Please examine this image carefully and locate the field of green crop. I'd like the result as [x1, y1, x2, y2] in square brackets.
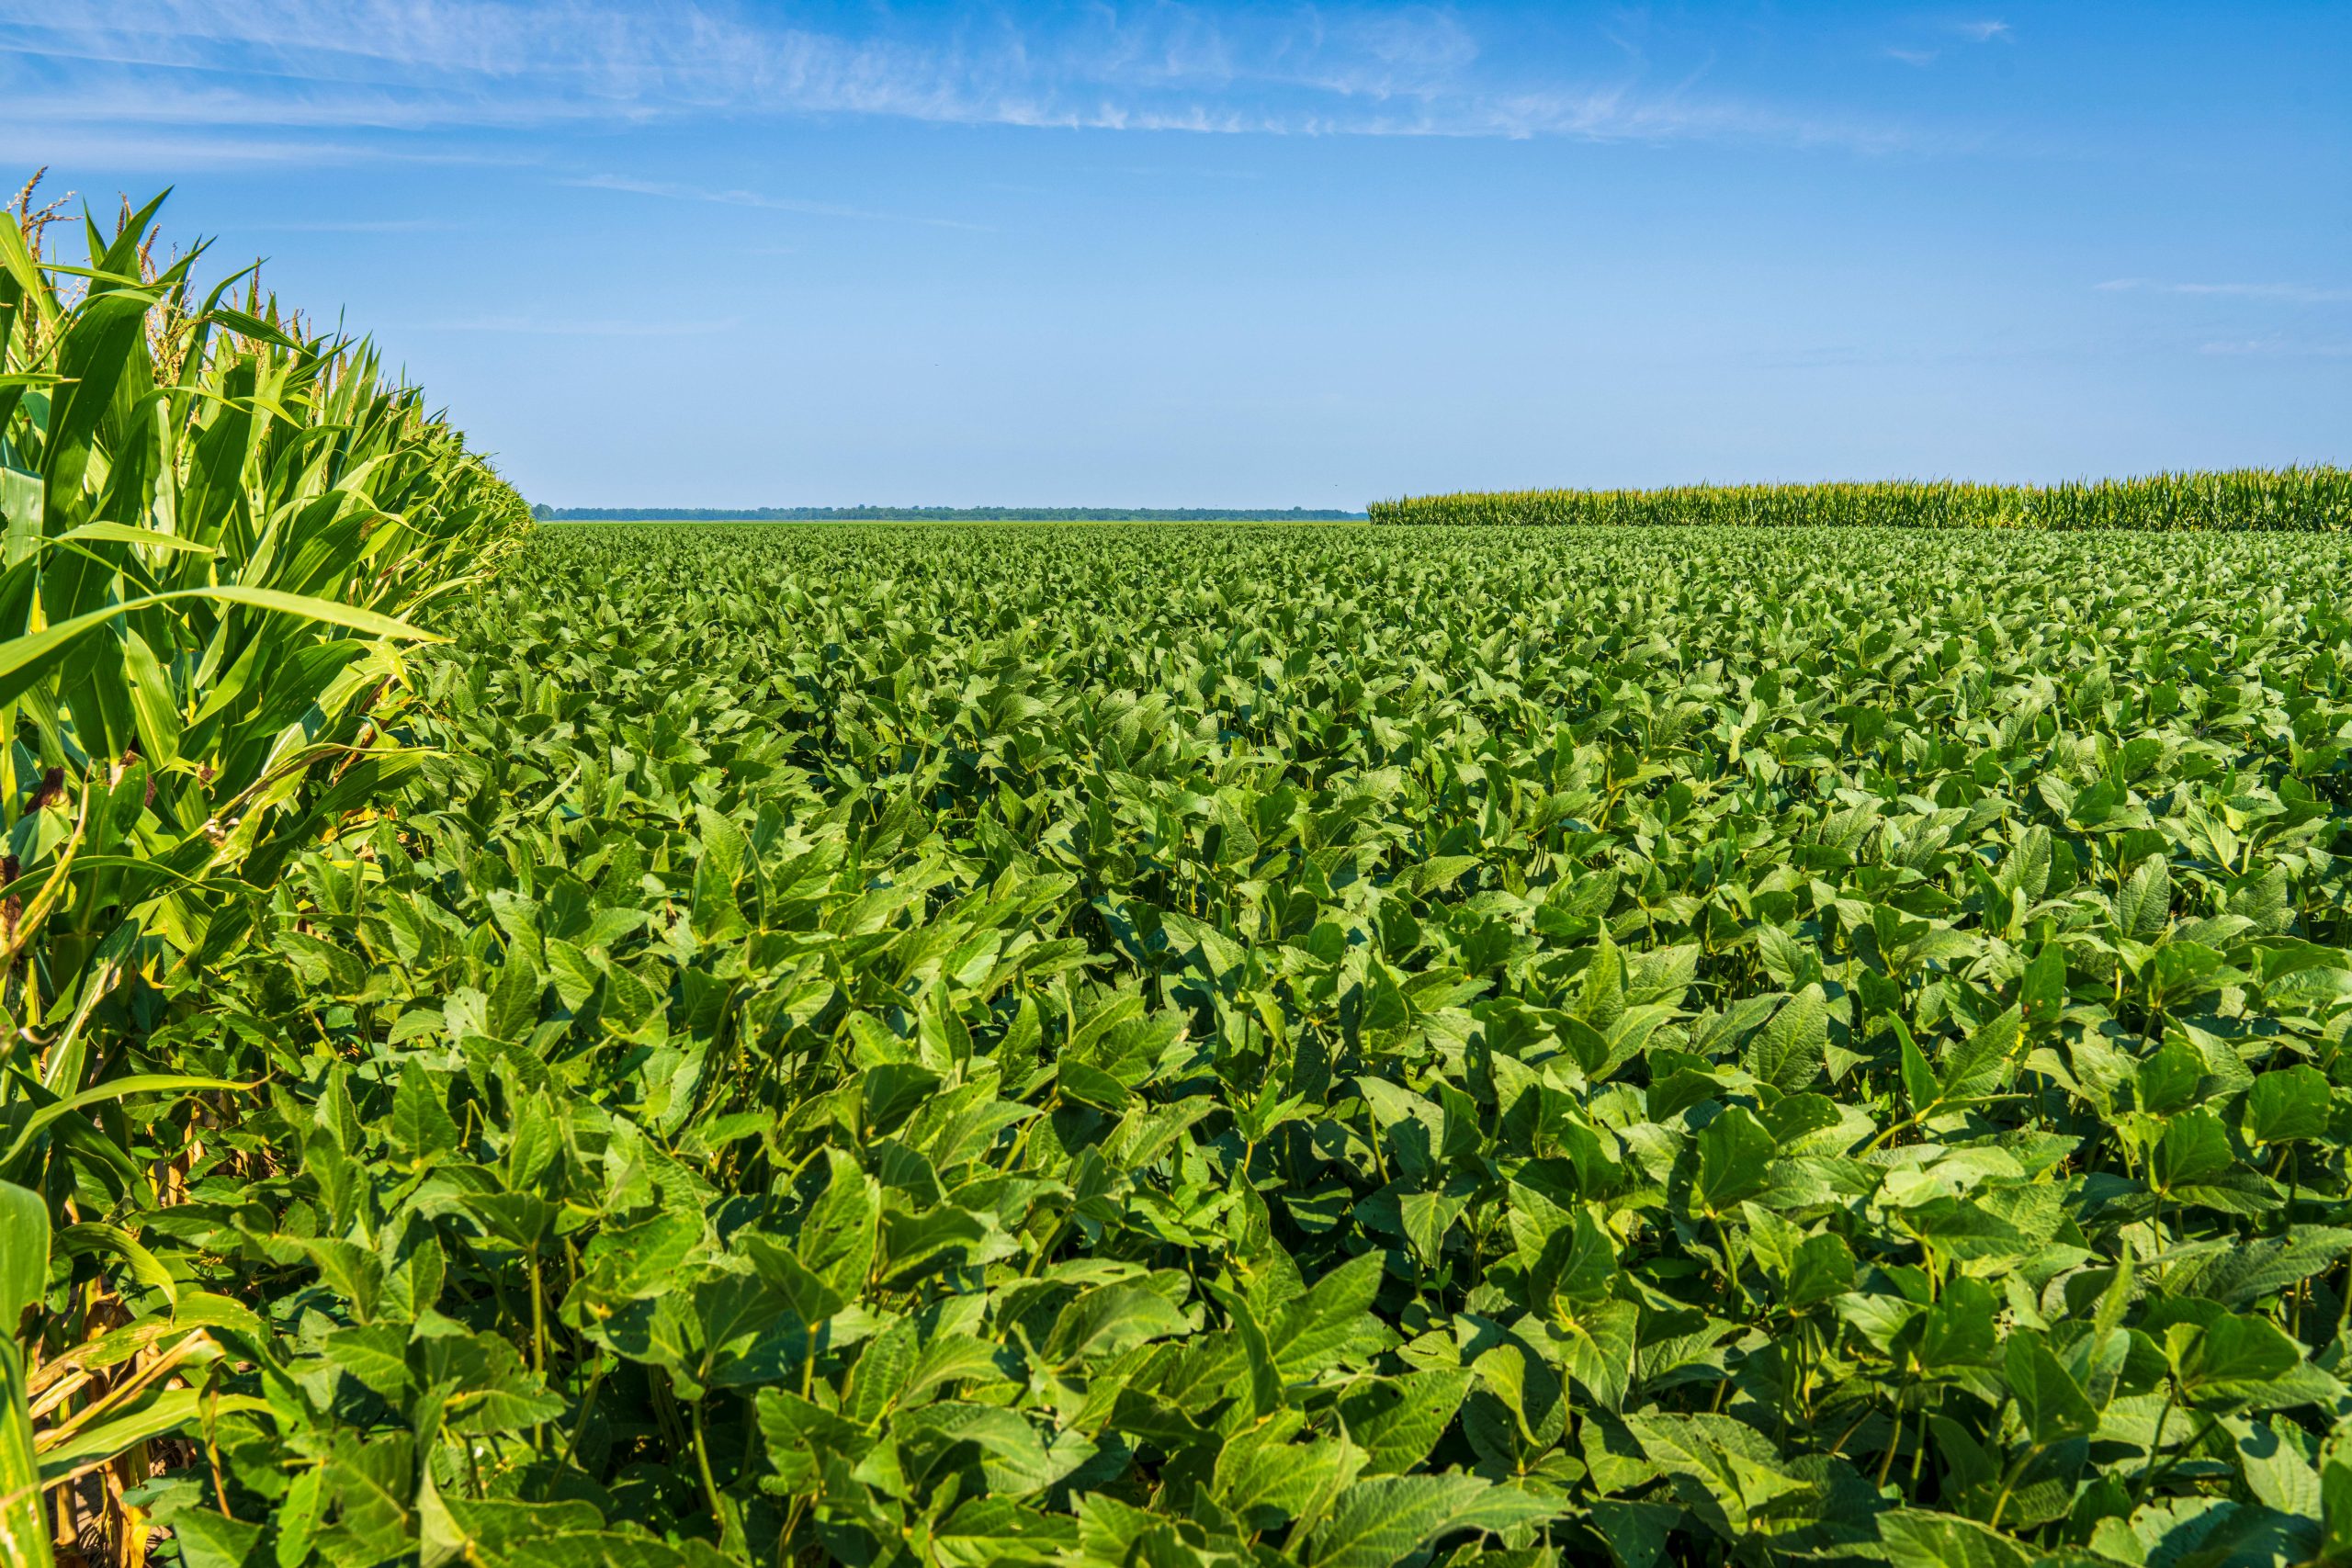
[10, 196, 2352, 1568]
[1369, 473, 2352, 531]
[17, 513, 2352, 1567]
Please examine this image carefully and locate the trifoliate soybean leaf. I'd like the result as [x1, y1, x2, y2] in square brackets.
[2114, 1495, 2315, 1568]
[2151, 941, 2230, 1010]
[497, 1532, 736, 1568]
[161, 1508, 263, 1568]
[1691, 1105, 1776, 1217]
[1758, 1093, 1842, 1148]
[1784, 1233, 1856, 1308]
[1213, 1417, 1356, 1530]
[891, 1402, 1069, 1496]
[466, 1191, 554, 1254]
[2018, 939, 2068, 1021]
[1586, 1499, 1682, 1568]
[1745, 986, 1828, 1093]
[899, 1334, 1020, 1409]
[1306, 1474, 1558, 1568]
[1914, 1276, 1999, 1368]
[797, 1149, 880, 1297]
[1268, 1250, 1385, 1382]
[1576, 932, 1627, 1030]
[322, 1325, 411, 1403]
[2319, 1426, 2352, 1564]
[739, 1231, 844, 1325]
[1869, 1509, 2036, 1568]
[2266, 966, 2352, 1015]
[1069, 1492, 1202, 1568]
[2245, 1066, 2331, 1147]
[276, 1466, 326, 1568]
[861, 1062, 944, 1138]
[1057, 1058, 1134, 1113]
[1894, 1016, 1940, 1112]
[1623, 1413, 1812, 1541]
[1554, 1297, 1640, 1413]
[504, 1091, 561, 1194]
[2173, 1315, 2305, 1411]
[1395, 1188, 1466, 1265]
[581, 1209, 702, 1301]
[1520, 1203, 1617, 1306]
[1753, 925, 1815, 990]
[1464, 1342, 1558, 1464]
[390, 1065, 460, 1166]
[2139, 1037, 2206, 1116]
[930, 1497, 1080, 1568]
[2007, 1336, 2098, 1445]
[436, 1499, 606, 1561]
[1894, 1197, 2011, 1272]
[758, 1387, 871, 1494]
[1939, 1005, 2022, 1102]
[2112, 855, 2173, 942]
[878, 1204, 1016, 1285]
[2231, 1417, 2324, 1520]
[2162, 1229, 2352, 1313]
[1044, 1283, 1191, 1368]
[2154, 1108, 2241, 1193]
[1336, 1371, 1473, 1475]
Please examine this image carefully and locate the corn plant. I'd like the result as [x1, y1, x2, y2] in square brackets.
[0, 187, 527, 1562]
[1366, 470, 2352, 529]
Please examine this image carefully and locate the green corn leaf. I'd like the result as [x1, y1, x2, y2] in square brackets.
[1, 1075, 249, 1178]
[0, 1342, 50, 1568]
[36, 1388, 271, 1485]
[0, 1182, 45, 1332]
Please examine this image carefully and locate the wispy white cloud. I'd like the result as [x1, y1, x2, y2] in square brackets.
[246, 216, 458, 232]
[0, 125, 444, 170]
[2098, 277, 2352, 304]
[1883, 17, 2010, 68]
[1358, 87, 1922, 151]
[412, 313, 745, 337]
[565, 175, 989, 231]
[2199, 335, 2352, 358]
[0, 0, 1937, 157]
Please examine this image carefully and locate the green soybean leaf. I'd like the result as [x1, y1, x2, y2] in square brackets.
[2006, 1336, 2098, 1446]
[1307, 1474, 1559, 1568]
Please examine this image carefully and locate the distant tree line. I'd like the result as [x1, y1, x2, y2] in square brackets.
[530, 504, 1369, 522]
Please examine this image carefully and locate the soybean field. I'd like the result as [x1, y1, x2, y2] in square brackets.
[50, 518, 2352, 1568]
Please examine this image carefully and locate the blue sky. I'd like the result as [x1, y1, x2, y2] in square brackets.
[4, 2, 2346, 509]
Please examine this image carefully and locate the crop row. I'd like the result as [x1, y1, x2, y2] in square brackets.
[1366, 469, 2352, 530]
